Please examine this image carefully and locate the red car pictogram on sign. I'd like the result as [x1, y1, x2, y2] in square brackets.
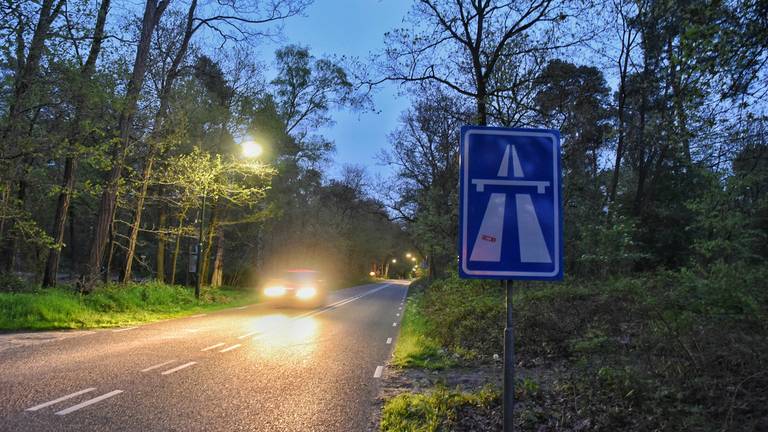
[481, 234, 496, 243]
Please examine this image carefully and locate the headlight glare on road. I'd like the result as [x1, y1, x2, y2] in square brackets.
[296, 286, 317, 300]
[264, 286, 286, 297]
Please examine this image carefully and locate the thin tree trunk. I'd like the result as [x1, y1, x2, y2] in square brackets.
[210, 227, 224, 287]
[122, 154, 156, 282]
[43, 157, 76, 286]
[170, 208, 187, 285]
[156, 200, 167, 282]
[199, 203, 219, 286]
[84, 0, 170, 289]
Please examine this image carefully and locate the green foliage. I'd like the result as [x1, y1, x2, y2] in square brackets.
[0, 281, 252, 330]
[392, 291, 455, 369]
[380, 386, 499, 432]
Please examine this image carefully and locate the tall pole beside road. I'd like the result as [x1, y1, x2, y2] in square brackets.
[503, 280, 515, 431]
[195, 188, 206, 299]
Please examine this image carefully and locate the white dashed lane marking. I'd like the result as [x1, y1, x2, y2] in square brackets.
[112, 327, 137, 333]
[161, 362, 196, 375]
[220, 344, 241, 353]
[25, 388, 96, 412]
[140, 360, 176, 373]
[55, 390, 123, 415]
[386, 337, 392, 344]
[374, 366, 384, 378]
[392, 322, 397, 327]
[201, 343, 225, 351]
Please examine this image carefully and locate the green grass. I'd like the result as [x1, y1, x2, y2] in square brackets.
[392, 292, 455, 369]
[380, 386, 499, 432]
[0, 281, 256, 331]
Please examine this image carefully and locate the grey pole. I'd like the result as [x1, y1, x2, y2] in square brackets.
[195, 190, 206, 299]
[503, 279, 515, 432]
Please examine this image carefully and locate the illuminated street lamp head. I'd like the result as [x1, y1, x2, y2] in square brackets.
[411, 257, 416, 262]
[391, 259, 397, 263]
[241, 140, 263, 158]
[369, 271, 376, 277]
[405, 253, 412, 258]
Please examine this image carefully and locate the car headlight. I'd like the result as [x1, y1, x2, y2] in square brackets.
[296, 286, 317, 300]
[264, 286, 286, 297]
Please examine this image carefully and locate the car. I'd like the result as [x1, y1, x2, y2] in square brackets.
[261, 269, 328, 308]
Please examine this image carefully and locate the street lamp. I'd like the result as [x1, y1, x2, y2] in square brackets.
[405, 253, 412, 258]
[241, 140, 263, 158]
[392, 259, 397, 263]
[195, 140, 263, 299]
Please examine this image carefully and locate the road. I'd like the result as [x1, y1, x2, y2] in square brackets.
[0, 281, 408, 431]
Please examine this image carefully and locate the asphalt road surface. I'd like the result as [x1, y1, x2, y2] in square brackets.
[0, 280, 409, 431]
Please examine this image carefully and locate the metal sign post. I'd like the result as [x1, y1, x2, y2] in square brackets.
[458, 126, 563, 432]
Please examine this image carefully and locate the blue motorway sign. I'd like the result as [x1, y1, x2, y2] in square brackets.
[458, 126, 563, 280]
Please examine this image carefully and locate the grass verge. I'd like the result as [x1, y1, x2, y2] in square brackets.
[0, 281, 256, 331]
[391, 291, 455, 369]
[380, 386, 499, 432]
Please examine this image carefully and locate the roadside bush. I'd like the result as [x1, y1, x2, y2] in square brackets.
[0, 273, 36, 293]
[420, 274, 504, 359]
[400, 263, 768, 430]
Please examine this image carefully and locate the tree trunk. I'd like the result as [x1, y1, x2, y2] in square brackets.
[170, 208, 187, 285]
[43, 157, 76, 286]
[156, 201, 167, 282]
[210, 227, 224, 287]
[199, 203, 219, 286]
[122, 154, 156, 282]
[43, 0, 111, 286]
[84, 0, 170, 289]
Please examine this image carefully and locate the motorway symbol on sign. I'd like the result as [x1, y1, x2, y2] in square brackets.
[458, 126, 563, 280]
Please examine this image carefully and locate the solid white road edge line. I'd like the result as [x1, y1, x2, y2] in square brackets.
[386, 337, 392, 344]
[112, 326, 137, 332]
[54, 390, 123, 416]
[140, 359, 176, 372]
[161, 361, 197, 375]
[26, 388, 97, 411]
[235, 306, 248, 310]
[374, 366, 384, 378]
[190, 314, 207, 318]
[220, 344, 241, 353]
[201, 343, 226, 351]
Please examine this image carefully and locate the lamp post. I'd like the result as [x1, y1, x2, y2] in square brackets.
[195, 188, 207, 299]
[195, 139, 263, 299]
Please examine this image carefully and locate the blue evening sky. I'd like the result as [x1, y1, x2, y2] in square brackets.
[262, 0, 413, 178]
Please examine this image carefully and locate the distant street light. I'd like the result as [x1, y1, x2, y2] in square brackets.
[411, 257, 417, 262]
[369, 271, 376, 277]
[392, 259, 397, 263]
[405, 253, 412, 258]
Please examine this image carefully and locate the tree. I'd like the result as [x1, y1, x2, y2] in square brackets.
[84, 0, 172, 288]
[377, 0, 585, 125]
[42, 0, 111, 287]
